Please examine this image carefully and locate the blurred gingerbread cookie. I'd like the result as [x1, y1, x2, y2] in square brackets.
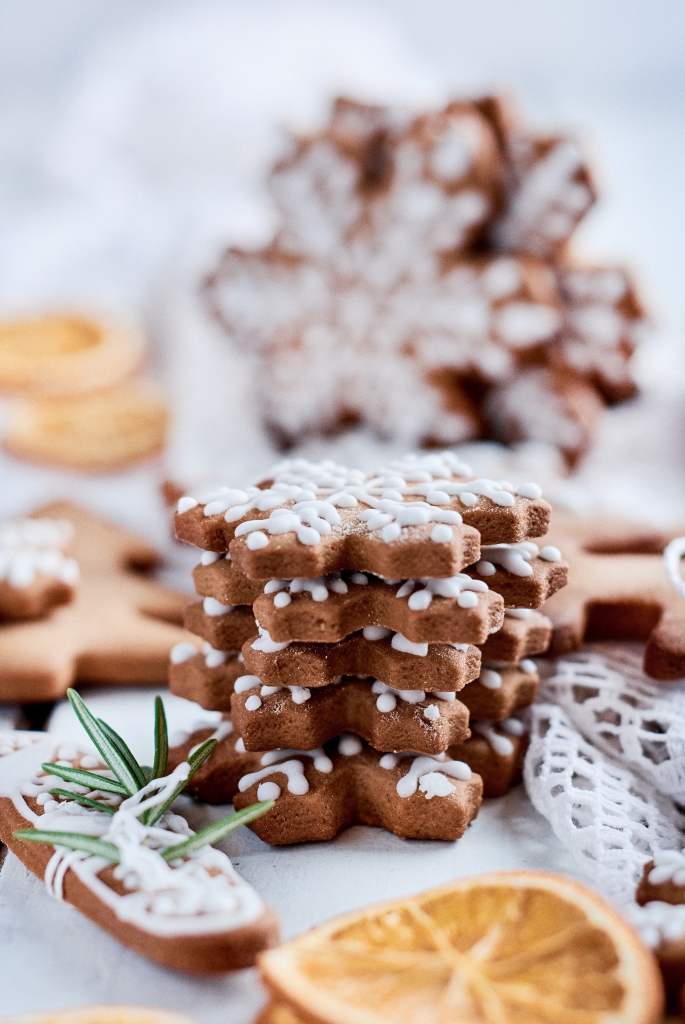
[541, 510, 685, 679]
[0, 502, 191, 702]
[0, 518, 78, 620]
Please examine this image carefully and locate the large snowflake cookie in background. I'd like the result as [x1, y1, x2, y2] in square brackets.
[204, 95, 646, 464]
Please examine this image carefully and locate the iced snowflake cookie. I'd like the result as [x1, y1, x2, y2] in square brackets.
[171, 729, 482, 843]
[230, 674, 471, 756]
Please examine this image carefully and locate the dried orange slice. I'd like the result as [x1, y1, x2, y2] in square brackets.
[1, 1008, 198, 1024]
[259, 871, 664, 1024]
[0, 314, 143, 397]
[3, 380, 169, 472]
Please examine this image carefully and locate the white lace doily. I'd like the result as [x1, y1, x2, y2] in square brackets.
[539, 646, 685, 801]
[525, 644, 685, 950]
[525, 701, 683, 907]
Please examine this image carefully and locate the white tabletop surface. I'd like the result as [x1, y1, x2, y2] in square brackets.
[0, 1, 684, 1019]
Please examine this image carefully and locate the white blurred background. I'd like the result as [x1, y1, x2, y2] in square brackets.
[0, 0, 684, 527]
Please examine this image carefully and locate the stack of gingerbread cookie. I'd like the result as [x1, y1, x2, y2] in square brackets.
[169, 451, 568, 843]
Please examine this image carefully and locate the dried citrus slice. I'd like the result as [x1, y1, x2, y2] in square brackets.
[3, 380, 169, 472]
[0, 314, 143, 396]
[259, 871, 664, 1024]
[1, 1008, 198, 1024]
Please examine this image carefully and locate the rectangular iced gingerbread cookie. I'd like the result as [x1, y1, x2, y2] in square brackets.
[0, 731, 277, 972]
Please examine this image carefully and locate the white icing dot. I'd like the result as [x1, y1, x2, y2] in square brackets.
[479, 668, 503, 690]
[457, 591, 479, 609]
[245, 695, 262, 711]
[520, 659, 537, 675]
[257, 782, 281, 801]
[376, 692, 397, 713]
[517, 483, 542, 499]
[501, 717, 525, 736]
[423, 704, 440, 721]
[205, 648, 228, 669]
[200, 551, 221, 565]
[363, 625, 392, 641]
[339, 734, 363, 756]
[274, 592, 291, 608]
[177, 497, 198, 514]
[476, 561, 496, 576]
[170, 642, 197, 664]
[539, 545, 562, 562]
[391, 633, 428, 657]
[203, 597, 232, 616]
[234, 675, 261, 693]
[351, 572, 368, 585]
[246, 531, 269, 550]
[431, 524, 453, 544]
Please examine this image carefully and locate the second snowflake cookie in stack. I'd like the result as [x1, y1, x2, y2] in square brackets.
[169, 452, 567, 843]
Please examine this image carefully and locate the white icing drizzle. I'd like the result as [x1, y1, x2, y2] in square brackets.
[379, 751, 472, 798]
[476, 542, 562, 577]
[202, 597, 233, 616]
[664, 537, 685, 600]
[264, 573, 349, 604]
[178, 456, 543, 549]
[338, 734, 363, 756]
[238, 746, 333, 796]
[170, 643, 198, 665]
[505, 607, 532, 619]
[234, 674, 311, 707]
[201, 642, 230, 669]
[391, 633, 428, 657]
[371, 680, 456, 713]
[623, 901, 685, 950]
[472, 721, 516, 756]
[647, 849, 685, 888]
[0, 735, 265, 936]
[235, 500, 341, 548]
[200, 551, 221, 565]
[0, 518, 79, 589]
[362, 626, 392, 641]
[170, 641, 231, 670]
[396, 574, 488, 610]
[478, 668, 503, 690]
[0, 731, 42, 758]
[251, 626, 290, 653]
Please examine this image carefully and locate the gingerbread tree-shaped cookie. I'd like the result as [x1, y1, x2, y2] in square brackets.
[0, 501, 193, 701]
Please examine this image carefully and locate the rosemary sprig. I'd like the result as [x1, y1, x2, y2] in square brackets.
[97, 718, 147, 791]
[161, 801, 274, 861]
[151, 696, 168, 780]
[49, 788, 117, 815]
[143, 737, 217, 827]
[66, 689, 141, 796]
[14, 830, 120, 862]
[40, 762, 126, 795]
[14, 689, 272, 866]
